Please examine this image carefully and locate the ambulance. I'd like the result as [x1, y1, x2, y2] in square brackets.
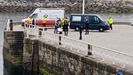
[22, 8, 65, 27]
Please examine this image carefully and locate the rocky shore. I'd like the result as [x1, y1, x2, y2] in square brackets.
[0, 0, 133, 13]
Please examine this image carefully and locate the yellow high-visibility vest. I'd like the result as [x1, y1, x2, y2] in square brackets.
[108, 17, 113, 24]
[41, 17, 47, 23]
[27, 17, 32, 23]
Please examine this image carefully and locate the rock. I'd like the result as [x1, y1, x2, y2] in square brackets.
[0, 0, 133, 13]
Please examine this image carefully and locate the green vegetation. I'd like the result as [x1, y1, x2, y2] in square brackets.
[40, 66, 56, 75]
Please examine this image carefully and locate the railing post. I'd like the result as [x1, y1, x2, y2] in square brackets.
[9, 19, 13, 31]
[87, 44, 92, 55]
[59, 35, 61, 45]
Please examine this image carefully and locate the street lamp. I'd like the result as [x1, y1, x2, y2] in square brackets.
[82, 0, 85, 14]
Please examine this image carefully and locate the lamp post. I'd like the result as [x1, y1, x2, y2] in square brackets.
[82, 0, 85, 14]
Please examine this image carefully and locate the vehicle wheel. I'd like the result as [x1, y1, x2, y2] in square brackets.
[99, 27, 104, 32]
[75, 27, 79, 31]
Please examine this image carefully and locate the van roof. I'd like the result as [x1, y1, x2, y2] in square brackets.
[70, 14, 99, 16]
[70, 14, 103, 20]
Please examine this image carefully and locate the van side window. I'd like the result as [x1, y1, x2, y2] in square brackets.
[72, 16, 81, 22]
[84, 16, 89, 22]
[90, 16, 100, 23]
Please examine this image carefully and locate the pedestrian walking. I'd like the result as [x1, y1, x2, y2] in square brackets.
[108, 17, 113, 30]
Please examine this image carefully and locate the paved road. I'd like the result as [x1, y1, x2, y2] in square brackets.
[44, 25, 133, 71]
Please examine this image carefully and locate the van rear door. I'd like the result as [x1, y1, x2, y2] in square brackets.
[70, 15, 84, 29]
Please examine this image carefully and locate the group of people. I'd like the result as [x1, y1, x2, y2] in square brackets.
[54, 16, 113, 37]
[54, 17, 69, 36]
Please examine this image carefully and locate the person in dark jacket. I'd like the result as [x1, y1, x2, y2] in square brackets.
[54, 18, 61, 34]
[63, 17, 69, 36]
[85, 19, 89, 35]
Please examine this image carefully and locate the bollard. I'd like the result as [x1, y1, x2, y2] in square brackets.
[9, 19, 13, 31]
[6, 19, 10, 30]
[79, 28, 82, 40]
[25, 24, 27, 28]
[33, 25, 35, 28]
[59, 36, 61, 45]
[87, 44, 92, 55]
[22, 22, 24, 27]
[39, 30, 42, 37]
[30, 25, 32, 28]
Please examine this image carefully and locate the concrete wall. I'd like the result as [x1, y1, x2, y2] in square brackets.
[3, 31, 133, 75]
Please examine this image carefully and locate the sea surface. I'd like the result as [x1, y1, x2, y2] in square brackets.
[0, 12, 133, 75]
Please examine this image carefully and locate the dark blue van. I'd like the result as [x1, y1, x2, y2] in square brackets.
[69, 14, 109, 32]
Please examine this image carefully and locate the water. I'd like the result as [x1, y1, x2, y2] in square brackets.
[0, 12, 133, 75]
[0, 12, 30, 75]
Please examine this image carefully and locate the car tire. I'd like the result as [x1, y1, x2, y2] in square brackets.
[99, 27, 104, 32]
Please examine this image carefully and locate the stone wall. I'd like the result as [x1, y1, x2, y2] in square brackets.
[0, 0, 133, 13]
[36, 38, 133, 75]
[3, 31, 133, 75]
[3, 31, 24, 75]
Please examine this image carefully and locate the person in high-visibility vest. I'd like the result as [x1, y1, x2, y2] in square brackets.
[41, 16, 47, 26]
[60, 18, 65, 28]
[27, 16, 32, 24]
[108, 17, 113, 30]
[63, 17, 69, 36]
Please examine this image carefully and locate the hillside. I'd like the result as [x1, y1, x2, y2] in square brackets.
[0, 0, 133, 13]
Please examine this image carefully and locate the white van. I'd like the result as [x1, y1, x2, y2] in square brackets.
[22, 8, 65, 27]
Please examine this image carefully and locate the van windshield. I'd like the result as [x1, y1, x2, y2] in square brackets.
[89, 16, 100, 23]
[30, 13, 38, 18]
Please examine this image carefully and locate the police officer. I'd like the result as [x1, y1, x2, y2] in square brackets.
[63, 17, 69, 36]
[108, 17, 113, 30]
[41, 16, 47, 26]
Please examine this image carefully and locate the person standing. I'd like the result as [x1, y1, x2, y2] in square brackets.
[54, 18, 61, 34]
[63, 17, 69, 36]
[85, 19, 89, 35]
[41, 16, 47, 26]
[108, 17, 113, 30]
